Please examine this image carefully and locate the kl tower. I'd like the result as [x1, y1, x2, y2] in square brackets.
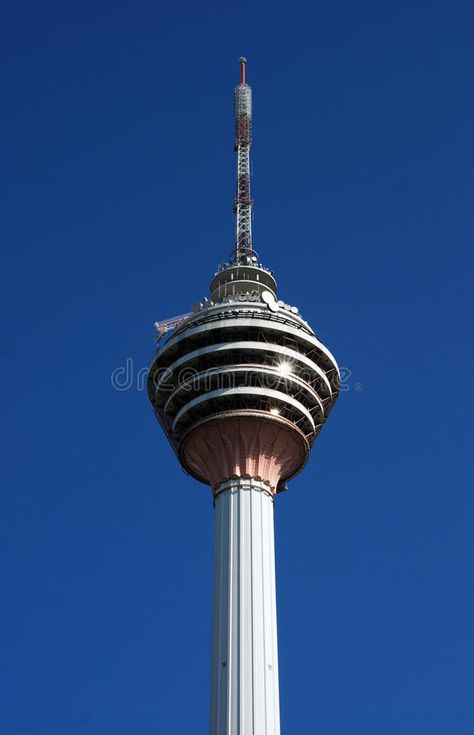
[148, 58, 339, 735]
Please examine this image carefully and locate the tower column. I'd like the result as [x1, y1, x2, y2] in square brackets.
[210, 478, 280, 735]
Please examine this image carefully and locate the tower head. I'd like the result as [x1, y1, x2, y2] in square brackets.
[147, 60, 339, 495]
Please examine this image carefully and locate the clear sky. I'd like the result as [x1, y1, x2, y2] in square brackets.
[1, 1, 473, 733]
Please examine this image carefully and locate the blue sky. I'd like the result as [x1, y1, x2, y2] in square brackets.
[1, 1, 473, 733]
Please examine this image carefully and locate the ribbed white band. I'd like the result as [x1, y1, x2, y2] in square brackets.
[210, 478, 280, 735]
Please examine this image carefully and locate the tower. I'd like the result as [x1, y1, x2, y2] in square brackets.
[148, 58, 339, 735]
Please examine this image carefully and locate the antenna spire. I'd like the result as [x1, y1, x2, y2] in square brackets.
[233, 57, 253, 263]
[240, 56, 246, 84]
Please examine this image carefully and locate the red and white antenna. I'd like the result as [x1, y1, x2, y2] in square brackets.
[233, 57, 253, 263]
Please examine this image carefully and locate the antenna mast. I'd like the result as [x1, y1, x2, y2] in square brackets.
[233, 57, 253, 263]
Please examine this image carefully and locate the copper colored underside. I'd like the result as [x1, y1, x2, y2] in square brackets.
[180, 414, 309, 495]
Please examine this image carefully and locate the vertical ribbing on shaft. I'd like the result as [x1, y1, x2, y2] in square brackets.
[210, 479, 280, 735]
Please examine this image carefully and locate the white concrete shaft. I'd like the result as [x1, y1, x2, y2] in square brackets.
[210, 479, 280, 735]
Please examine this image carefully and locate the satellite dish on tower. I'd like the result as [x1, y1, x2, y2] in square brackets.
[261, 290, 279, 312]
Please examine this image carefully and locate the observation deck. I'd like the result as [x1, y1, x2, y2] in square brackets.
[147, 262, 339, 493]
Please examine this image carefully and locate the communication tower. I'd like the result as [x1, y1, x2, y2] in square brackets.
[148, 58, 339, 735]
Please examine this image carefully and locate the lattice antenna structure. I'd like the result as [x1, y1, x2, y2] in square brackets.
[233, 57, 253, 263]
[154, 312, 192, 341]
